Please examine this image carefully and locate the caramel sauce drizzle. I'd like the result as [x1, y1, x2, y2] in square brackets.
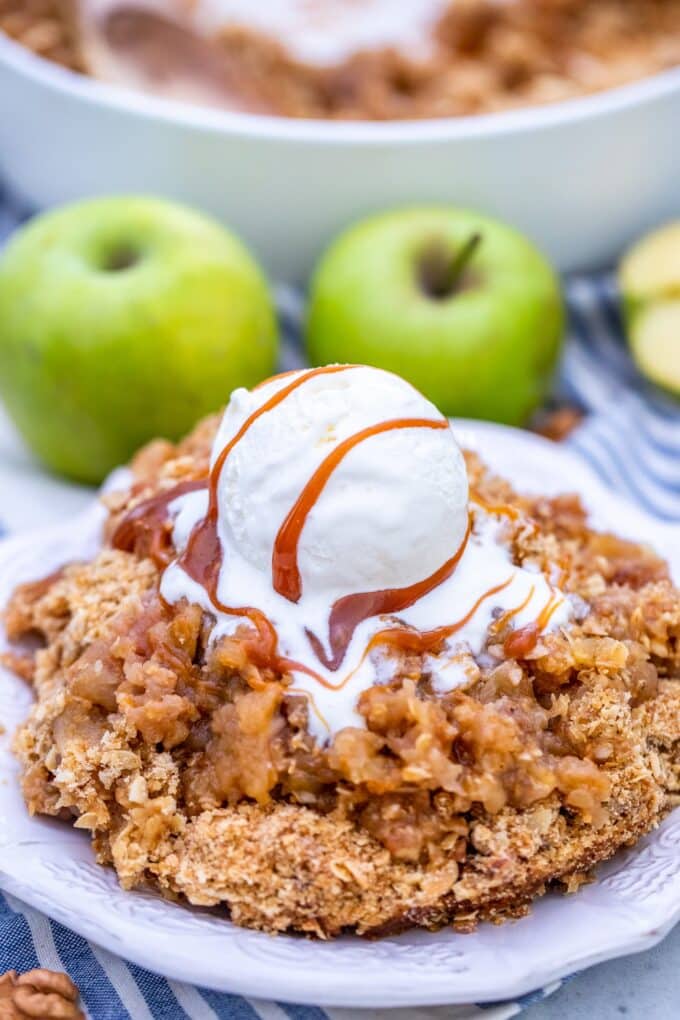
[307, 574, 516, 703]
[252, 368, 303, 390]
[469, 492, 520, 521]
[306, 515, 472, 673]
[112, 483, 294, 673]
[178, 364, 359, 600]
[177, 364, 360, 678]
[288, 686, 331, 732]
[178, 364, 470, 677]
[273, 417, 449, 603]
[114, 364, 513, 689]
[503, 589, 563, 659]
[112, 478, 207, 567]
[490, 583, 535, 636]
[287, 568, 510, 695]
[361, 575, 514, 661]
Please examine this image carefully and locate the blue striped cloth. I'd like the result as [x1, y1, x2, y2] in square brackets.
[0, 184, 678, 1019]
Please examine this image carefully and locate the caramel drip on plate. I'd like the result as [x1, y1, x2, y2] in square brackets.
[273, 417, 449, 603]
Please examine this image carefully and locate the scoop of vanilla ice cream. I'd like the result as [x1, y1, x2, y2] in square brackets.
[161, 364, 573, 739]
[213, 366, 469, 600]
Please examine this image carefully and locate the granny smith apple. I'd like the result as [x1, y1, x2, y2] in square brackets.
[305, 207, 564, 424]
[0, 196, 278, 483]
[619, 222, 680, 397]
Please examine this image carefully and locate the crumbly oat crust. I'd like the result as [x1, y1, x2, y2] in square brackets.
[1, 1, 679, 120]
[4, 417, 679, 937]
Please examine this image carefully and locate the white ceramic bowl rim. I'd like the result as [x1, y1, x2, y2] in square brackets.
[2, 30, 680, 145]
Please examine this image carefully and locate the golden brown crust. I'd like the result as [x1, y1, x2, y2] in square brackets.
[4, 415, 680, 936]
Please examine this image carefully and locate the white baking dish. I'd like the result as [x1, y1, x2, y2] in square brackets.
[0, 32, 679, 283]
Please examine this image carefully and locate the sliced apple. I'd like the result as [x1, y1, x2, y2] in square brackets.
[619, 222, 680, 396]
[619, 222, 680, 302]
[629, 301, 680, 396]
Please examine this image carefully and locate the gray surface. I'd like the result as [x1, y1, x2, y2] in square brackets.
[524, 923, 679, 1019]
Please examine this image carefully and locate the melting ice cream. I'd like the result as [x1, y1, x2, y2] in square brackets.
[161, 365, 572, 737]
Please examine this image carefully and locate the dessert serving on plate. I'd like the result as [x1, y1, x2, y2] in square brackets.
[1, 0, 679, 120]
[3, 365, 679, 938]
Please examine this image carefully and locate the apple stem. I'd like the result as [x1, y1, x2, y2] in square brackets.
[446, 232, 482, 292]
[419, 232, 482, 299]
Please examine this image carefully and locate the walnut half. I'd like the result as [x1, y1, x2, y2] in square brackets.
[0, 969, 84, 1019]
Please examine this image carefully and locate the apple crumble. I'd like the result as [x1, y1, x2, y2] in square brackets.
[3, 366, 679, 937]
[1, 0, 679, 120]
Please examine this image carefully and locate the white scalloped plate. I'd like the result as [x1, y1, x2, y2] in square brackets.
[1, 422, 678, 1007]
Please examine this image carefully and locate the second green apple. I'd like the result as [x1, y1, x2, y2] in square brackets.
[305, 207, 564, 425]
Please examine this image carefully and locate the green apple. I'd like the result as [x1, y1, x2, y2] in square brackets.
[0, 196, 278, 483]
[619, 222, 680, 396]
[305, 207, 564, 424]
